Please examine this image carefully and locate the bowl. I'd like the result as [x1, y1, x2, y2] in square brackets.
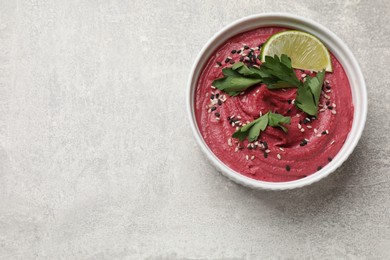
[186, 13, 367, 190]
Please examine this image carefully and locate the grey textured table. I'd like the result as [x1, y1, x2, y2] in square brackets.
[1, 0, 389, 259]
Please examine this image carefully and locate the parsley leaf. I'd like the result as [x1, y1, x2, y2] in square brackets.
[260, 55, 301, 89]
[212, 62, 262, 96]
[232, 112, 291, 142]
[295, 70, 325, 116]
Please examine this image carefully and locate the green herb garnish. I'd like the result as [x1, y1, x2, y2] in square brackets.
[211, 55, 326, 116]
[232, 112, 291, 142]
[212, 62, 262, 96]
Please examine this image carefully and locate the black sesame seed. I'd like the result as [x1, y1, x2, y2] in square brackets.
[300, 140, 308, 146]
[328, 157, 333, 162]
[218, 99, 222, 106]
[287, 99, 292, 104]
[210, 94, 215, 100]
[216, 61, 222, 66]
[239, 57, 244, 62]
[300, 69, 305, 73]
[327, 106, 333, 110]
[215, 93, 219, 98]
[303, 118, 309, 124]
[237, 49, 242, 54]
[227, 116, 231, 120]
[321, 131, 327, 135]
[263, 141, 268, 149]
[215, 112, 220, 117]
[229, 60, 235, 64]
[299, 119, 302, 124]
[231, 50, 236, 54]
[317, 166, 323, 171]
[258, 43, 264, 49]
[326, 101, 330, 105]
[285, 165, 291, 171]
[263, 152, 268, 158]
[287, 109, 291, 113]
[244, 45, 249, 49]
[248, 146, 253, 150]
[211, 106, 216, 111]
[225, 58, 231, 63]
[326, 85, 331, 90]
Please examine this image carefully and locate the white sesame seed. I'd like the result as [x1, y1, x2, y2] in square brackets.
[211, 85, 216, 89]
[206, 93, 209, 97]
[324, 94, 330, 99]
[228, 138, 232, 147]
[325, 80, 330, 84]
[215, 117, 220, 121]
[305, 117, 310, 122]
[277, 154, 281, 160]
[259, 111, 262, 117]
[317, 134, 322, 137]
[282, 89, 286, 92]
[247, 143, 251, 148]
[251, 155, 255, 160]
[300, 128, 305, 132]
[330, 140, 335, 145]
[237, 115, 242, 119]
[236, 127, 239, 130]
[332, 103, 336, 107]
[246, 155, 249, 161]
[310, 70, 313, 74]
[245, 57, 250, 61]
[304, 138, 309, 142]
[298, 123, 302, 129]
[256, 89, 260, 93]
[254, 141, 259, 145]
[279, 147, 285, 151]
[331, 110, 337, 115]
[296, 113, 300, 117]
[325, 130, 329, 134]
[325, 89, 332, 93]
[227, 56, 232, 60]
[307, 125, 312, 129]
[240, 92, 245, 95]
[314, 128, 318, 133]
[319, 108, 326, 112]
[214, 65, 219, 68]
[319, 104, 323, 107]
[292, 99, 295, 104]
[265, 149, 271, 153]
[208, 109, 211, 113]
[246, 121, 250, 124]
[235, 147, 239, 152]
[301, 73, 307, 78]
[231, 122, 235, 127]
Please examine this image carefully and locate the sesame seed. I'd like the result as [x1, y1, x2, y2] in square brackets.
[332, 110, 337, 115]
[265, 149, 271, 153]
[218, 99, 222, 106]
[296, 113, 300, 117]
[225, 58, 231, 63]
[328, 157, 333, 161]
[325, 80, 330, 84]
[291, 99, 295, 104]
[330, 140, 335, 145]
[322, 131, 327, 135]
[231, 50, 236, 54]
[314, 128, 318, 133]
[287, 99, 292, 104]
[325, 89, 332, 93]
[211, 106, 216, 111]
[324, 94, 330, 99]
[217, 61, 222, 66]
[245, 155, 249, 160]
[237, 50, 242, 54]
[307, 125, 312, 129]
[304, 138, 309, 142]
[206, 93, 209, 97]
[326, 130, 329, 134]
[228, 138, 232, 146]
[332, 103, 336, 107]
[237, 115, 242, 119]
[327, 106, 333, 110]
[300, 140, 308, 146]
[211, 85, 216, 89]
[251, 155, 255, 160]
[229, 60, 235, 64]
[239, 57, 244, 62]
[277, 154, 281, 160]
[215, 117, 220, 121]
[244, 45, 249, 49]
[215, 112, 220, 117]
[263, 152, 268, 158]
[259, 111, 262, 117]
[285, 165, 291, 171]
[240, 92, 245, 95]
[236, 127, 239, 130]
[235, 147, 239, 152]
[319, 108, 326, 112]
[279, 147, 285, 151]
[298, 124, 302, 129]
[300, 128, 305, 132]
[301, 73, 307, 78]
[317, 134, 322, 137]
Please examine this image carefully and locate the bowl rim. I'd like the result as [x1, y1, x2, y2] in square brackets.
[186, 13, 367, 190]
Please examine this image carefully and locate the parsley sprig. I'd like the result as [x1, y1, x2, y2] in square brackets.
[232, 111, 291, 142]
[212, 54, 326, 116]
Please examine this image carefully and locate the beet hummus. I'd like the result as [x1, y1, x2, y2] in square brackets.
[195, 27, 354, 182]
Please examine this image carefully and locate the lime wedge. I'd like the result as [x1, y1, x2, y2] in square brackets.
[260, 30, 332, 72]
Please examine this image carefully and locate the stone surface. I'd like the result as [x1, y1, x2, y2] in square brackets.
[0, 0, 389, 259]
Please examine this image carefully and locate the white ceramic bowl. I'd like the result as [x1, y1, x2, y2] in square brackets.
[186, 13, 367, 190]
